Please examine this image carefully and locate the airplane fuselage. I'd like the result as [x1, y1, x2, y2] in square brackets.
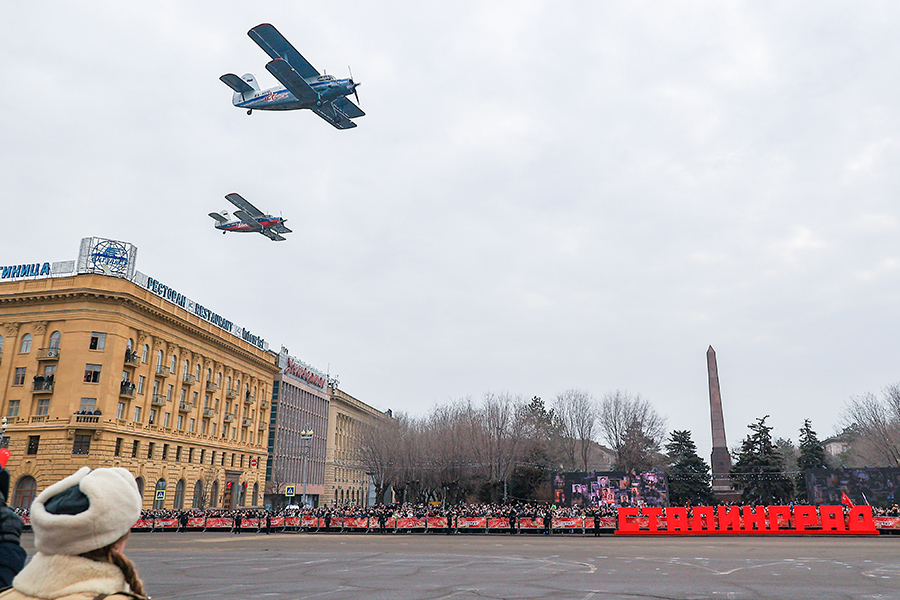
[234, 75, 356, 111]
[216, 216, 284, 233]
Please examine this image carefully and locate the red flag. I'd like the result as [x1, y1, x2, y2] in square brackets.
[841, 491, 854, 508]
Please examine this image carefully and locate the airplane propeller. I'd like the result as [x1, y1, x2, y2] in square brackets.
[348, 66, 361, 105]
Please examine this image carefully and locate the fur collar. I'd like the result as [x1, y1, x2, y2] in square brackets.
[13, 552, 130, 597]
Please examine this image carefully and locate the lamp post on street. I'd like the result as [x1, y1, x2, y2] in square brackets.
[300, 426, 314, 508]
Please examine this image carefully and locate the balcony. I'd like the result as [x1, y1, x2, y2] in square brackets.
[242, 417, 253, 427]
[71, 414, 100, 425]
[182, 374, 196, 385]
[226, 388, 238, 400]
[31, 379, 54, 394]
[202, 408, 216, 418]
[124, 350, 139, 366]
[205, 382, 218, 393]
[243, 394, 254, 405]
[119, 381, 136, 398]
[260, 400, 268, 410]
[223, 413, 235, 423]
[37, 347, 60, 361]
[151, 394, 167, 406]
[155, 366, 170, 377]
[179, 401, 191, 412]
[30, 415, 48, 423]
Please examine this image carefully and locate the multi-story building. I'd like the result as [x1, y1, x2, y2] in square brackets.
[325, 386, 390, 506]
[265, 350, 329, 508]
[0, 238, 279, 509]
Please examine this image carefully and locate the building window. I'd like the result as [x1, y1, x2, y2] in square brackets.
[89, 332, 106, 351]
[163, 412, 170, 428]
[174, 479, 185, 510]
[153, 479, 166, 510]
[142, 345, 149, 363]
[26, 436, 39, 455]
[211, 423, 217, 437]
[200, 449, 205, 464]
[83, 364, 101, 383]
[116, 402, 125, 419]
[230, 453, 235, 467]
[36, 398, 50, 416]
[79, 398, 96, 413]
[114, 437, 122, 456]
[19, 334, 32, 354]
[72, 434, 91, 455]
[132, 440, 139, 458]
[149, 409, 157, 425]
[166, 384, 173, 400]
[210, 450, 215, 465]
[7, 400, 19, 418]
[188, 448, 194, 463]
[49, 331, 61, 349]
[221, 452, 226, 466]
[162, 444, 169, 460]
[147, 442, 155, 459]
[179, 389, 186, 403]
[189, 417, 195, 433]
[13, 368, 25, 387]
[177, 414, 184, 430]
[175, 446, 182, 462]
[138, 375, 145, 394]
[201, 420, 207, 435]
[12, 476, 37, 509]
[194, 363, 201, 379]
[133, 406, 142, 422]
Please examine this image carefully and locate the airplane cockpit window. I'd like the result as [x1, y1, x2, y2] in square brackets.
[317, 74, 335, 82]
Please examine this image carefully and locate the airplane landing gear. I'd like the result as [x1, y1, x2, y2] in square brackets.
[247, 109, 253, 115]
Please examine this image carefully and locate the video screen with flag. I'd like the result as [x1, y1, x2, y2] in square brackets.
[552, 470, 669, 508]
[805, 467, 900, 507]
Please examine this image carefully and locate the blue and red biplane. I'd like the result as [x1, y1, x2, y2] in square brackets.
[220, 23, 364, 129]
[208, 193, 292, 242]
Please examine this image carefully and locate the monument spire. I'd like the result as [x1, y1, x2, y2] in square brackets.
[707, 345, 733, 493]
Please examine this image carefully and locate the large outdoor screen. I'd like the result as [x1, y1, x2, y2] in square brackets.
[805, 467, 900, 507]
[552, 470, 669, 508]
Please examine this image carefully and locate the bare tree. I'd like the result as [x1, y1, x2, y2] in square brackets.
[597, 390, 667, 471]
[552, 389, 598, 471]
[465, 393, 528, 502]
[841, 384, 900, 467]
[197, 465, 221, 509]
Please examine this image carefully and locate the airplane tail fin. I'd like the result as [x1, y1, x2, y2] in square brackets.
[208, 211, 228, 224]
[220, 73, 260, 104]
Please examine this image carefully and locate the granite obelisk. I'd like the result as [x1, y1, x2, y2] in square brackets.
[707, 346, 733, 493]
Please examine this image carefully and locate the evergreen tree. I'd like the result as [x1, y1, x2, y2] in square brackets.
[731, 416, 794, 504]
[795, 419, 828, 502]
[665, 430, 715, 506]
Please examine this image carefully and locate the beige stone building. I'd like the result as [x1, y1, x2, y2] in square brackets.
[0, 256, 279, 509]
[325, 386, 390, 506]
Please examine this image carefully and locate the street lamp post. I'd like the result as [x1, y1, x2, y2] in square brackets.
[300, 426, 314, 508]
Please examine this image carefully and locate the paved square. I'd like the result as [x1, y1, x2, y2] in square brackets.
[21, 531, 900, 599]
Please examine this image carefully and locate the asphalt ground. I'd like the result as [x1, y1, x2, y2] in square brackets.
[19, 530, 900, 599]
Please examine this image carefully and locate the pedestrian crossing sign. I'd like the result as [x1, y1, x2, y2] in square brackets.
[155, 490, 166, 500]
[285, 486, 295, 497]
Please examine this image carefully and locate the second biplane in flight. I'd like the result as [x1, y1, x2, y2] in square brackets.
[208, 193, 292, 241]
[220, 23, 364, 129]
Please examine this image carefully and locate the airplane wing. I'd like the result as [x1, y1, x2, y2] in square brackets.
[260, 229, 287, 242]
[225, 193, 266, 219]
[313, 104, 357, 129]
[333, 97, 365, 119]
[249, 24, 319, 79]
[220, 73, 255, 95]
[265, 58, 318, 104]
[233, 210, 263, 232]
[272, 223, 292, 234]
[208, 212, 228, 224]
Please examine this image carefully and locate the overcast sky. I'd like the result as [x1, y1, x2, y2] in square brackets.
[2, 2, 899, 459]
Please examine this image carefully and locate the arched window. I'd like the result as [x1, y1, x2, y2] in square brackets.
[210, 480, 219, 508]
[126, 338, 134, 351]
[252, 482, 259, 507]
[156, 350, 164, 369]
[19, 334, 32, 354]
[141, 345, 149, 363]
[12, 476, 37, 509]
[170, 354, 177, 372]
[238, 482, 247, 506]
[206, 368, 212, 383]
[193, 480, 204, 508]
[174, 479, 186, 509]
[0, 335, 4, 356]
[183, 360, 190, 378]
[49, 331, 61, 349]
[135, 476, 145, 501]
[194, 363, 200, 379]
[153, 479, 167, 509]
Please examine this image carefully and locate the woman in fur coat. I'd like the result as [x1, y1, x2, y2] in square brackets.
[0, 467, 146, 599]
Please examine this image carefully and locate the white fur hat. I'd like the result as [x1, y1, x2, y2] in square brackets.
[30, 466, 142, 555]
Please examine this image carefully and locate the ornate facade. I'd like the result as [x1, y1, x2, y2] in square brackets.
[0, 273, 279, 510]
